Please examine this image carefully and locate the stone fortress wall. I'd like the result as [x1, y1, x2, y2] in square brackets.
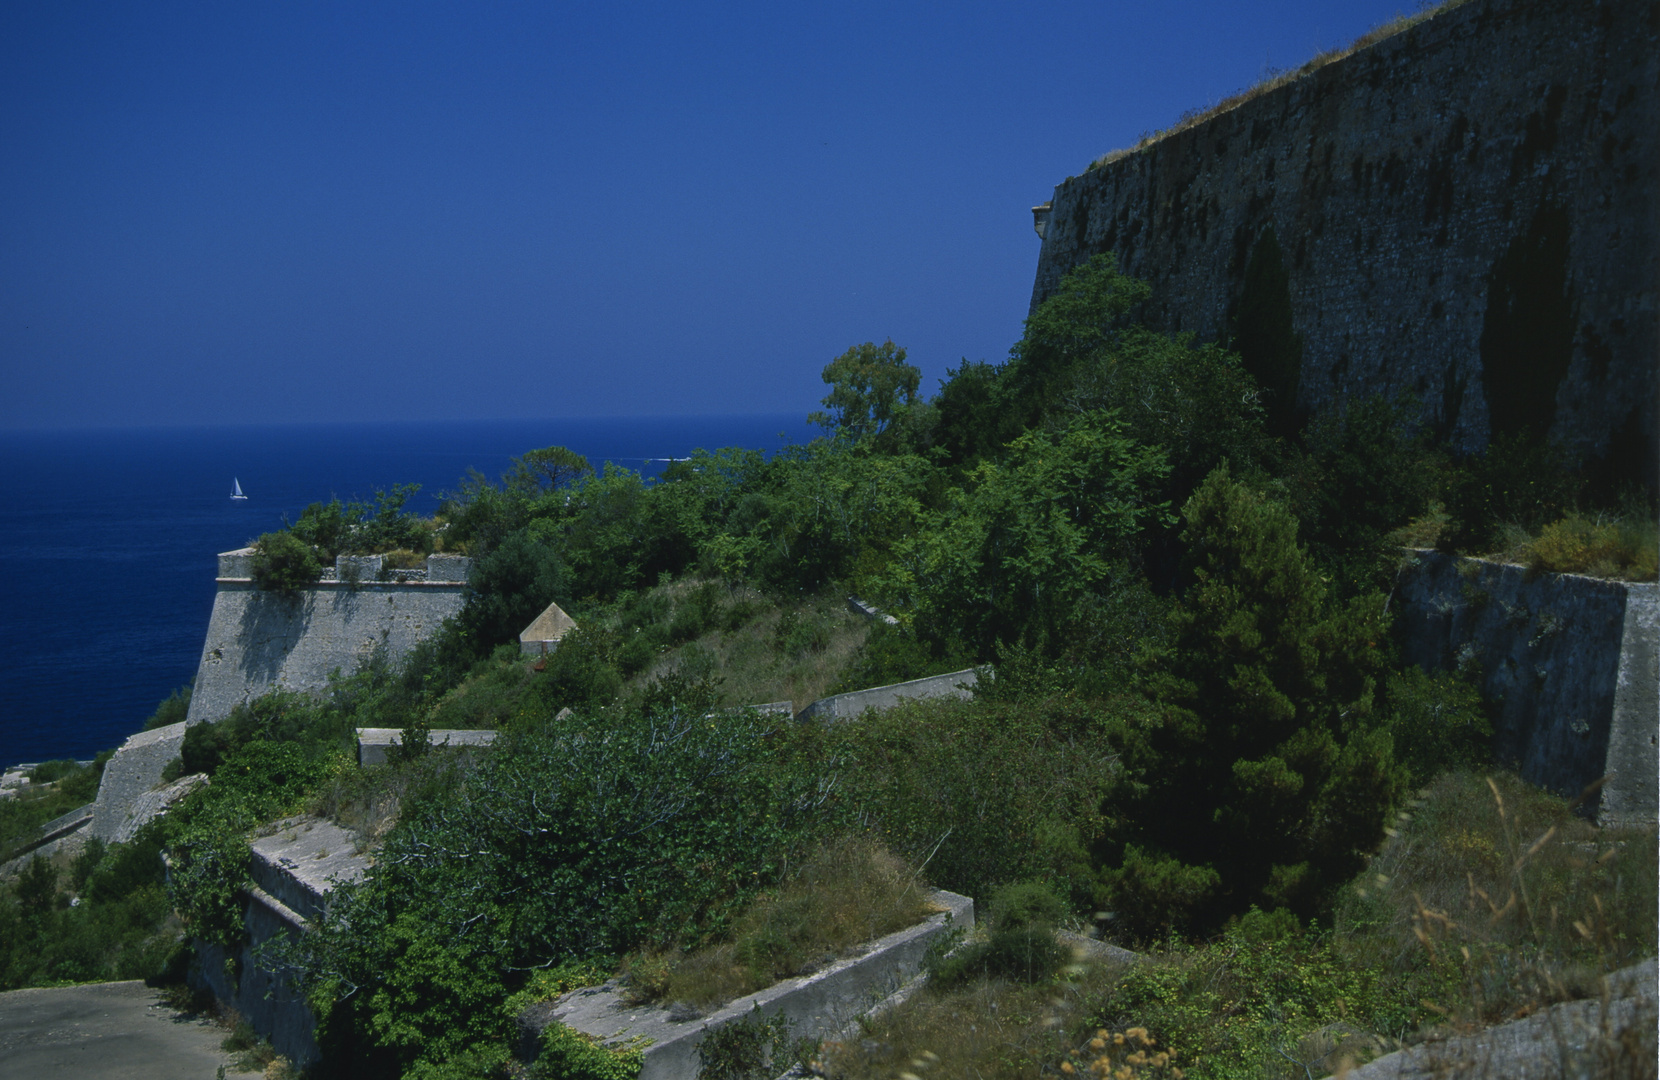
[184, 549, 472, 725]
[1030, 0, 1657, 487]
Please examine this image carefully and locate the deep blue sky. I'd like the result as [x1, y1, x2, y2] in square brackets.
[2, 1, 1414, 429]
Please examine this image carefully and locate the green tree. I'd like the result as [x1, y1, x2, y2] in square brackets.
[507, 445, 593, 494]
[1115, 466, 1406, 931]
[885, 411, 1169, 657]
[808, 340, 921, 440]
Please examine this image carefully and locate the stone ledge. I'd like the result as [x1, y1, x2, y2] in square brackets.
[356, 727, 499, 766]
[797, 669, 978, 723]
[530, 890, 974, 1080]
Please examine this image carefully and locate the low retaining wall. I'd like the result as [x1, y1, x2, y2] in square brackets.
[1347, 959, 1655, 1079]
[527, 891, 974, 1080]
[1394, 551, 1657, 824]
[191, 817, 372, 1070]
[0, 804, 93, 878]
[797, 669, 978, 723]
[356, 727, 499, 766]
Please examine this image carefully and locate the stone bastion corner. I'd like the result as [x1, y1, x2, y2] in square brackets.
[184, 549, 473, 726]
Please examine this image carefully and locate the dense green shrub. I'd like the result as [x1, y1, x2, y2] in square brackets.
[143, 684, 192, 730]
[288, 697, 833, 1077]
[251, 529, 324, 594]
[829, 695, 1125, 905]
[884, 411, 1170, 658]
[458, 528, 571, 650]
[165, 738, 341, 943]
[1288, 395, 1439, 593]
[1439, 434, 1580, 555]
[1381, 667, 1492, 785]
[927, 925, 1069, 989]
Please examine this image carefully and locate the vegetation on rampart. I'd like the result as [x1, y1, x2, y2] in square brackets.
[2, 252, 1652, 1077]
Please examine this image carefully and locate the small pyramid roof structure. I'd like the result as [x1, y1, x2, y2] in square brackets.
[520, 599, 577, 646]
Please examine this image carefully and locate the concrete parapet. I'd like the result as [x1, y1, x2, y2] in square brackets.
[89, 722, 189, 843]
[217, 546, 257, 579]
[193, 817, 374, 1069]
[846, 597, 899, 626]
[425, 554, 472, 583]
[1394, 551, 1656, 823]
[527, 890, 974, 1080]
[798, 669, 978, 723]
[356, 727, 499, 766]
[0, 804, 94, 878]
[248, 816, 372, 921]
[334, 554, 383, 583]
[1601, 583, 1658, 828]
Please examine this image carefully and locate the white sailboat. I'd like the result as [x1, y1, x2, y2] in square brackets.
[231, 478, 248, 501]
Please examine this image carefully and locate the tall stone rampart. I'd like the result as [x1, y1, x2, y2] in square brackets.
[1031, 0, 1657, 487]
[185, 551, 471, 725]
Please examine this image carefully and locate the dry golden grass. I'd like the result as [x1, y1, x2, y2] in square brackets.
[1493, 513, 1659, 582]
[1336, 772, 1657, 1029]
[1089, 0, 1473, 170]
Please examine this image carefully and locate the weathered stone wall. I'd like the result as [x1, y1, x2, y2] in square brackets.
[796, 669, 978, 723]
[185, 552, 471, 725]
[1031, 0, 1657, 486]
[1393, 551, 1657, 823]
[88, 722, 189, 842]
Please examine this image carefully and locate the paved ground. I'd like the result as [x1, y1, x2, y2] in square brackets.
[0, 981, 247, 1080]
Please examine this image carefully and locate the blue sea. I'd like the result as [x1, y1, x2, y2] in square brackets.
[0, 415, 804, 767]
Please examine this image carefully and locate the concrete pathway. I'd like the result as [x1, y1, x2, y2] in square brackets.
[0, 981, 248, 1080]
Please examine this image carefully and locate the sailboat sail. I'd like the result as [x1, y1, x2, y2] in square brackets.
[231, 478, 248, 500]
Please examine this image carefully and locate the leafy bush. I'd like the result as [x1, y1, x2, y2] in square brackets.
[144, 685, 192, 730]
[1288, 395, 1439, 592]
[829, 695, 1125, 904]
[885, 410, 1170, 658]
[530, 1025, 641, 1080]
[289, 699, 834, 1077]
[165, 739, 340, 943]
[251, 530, 323, 594]
[987, 879, 1068, 933]
[1439, 434, 1580, 555]
[696, 1006, 799, 1080]
[927, 925, 1069, 989]
[1382, 667, 1492, 784]
[458, 528, 572, 651]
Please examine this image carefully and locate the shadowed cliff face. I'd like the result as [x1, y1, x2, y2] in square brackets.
[1029, 0, 1658, 494]
[1480, 202, 1575, 445]
[1230, 225, 1304, 440]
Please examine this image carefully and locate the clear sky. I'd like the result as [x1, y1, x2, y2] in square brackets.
[2, 1, 1415, 429]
